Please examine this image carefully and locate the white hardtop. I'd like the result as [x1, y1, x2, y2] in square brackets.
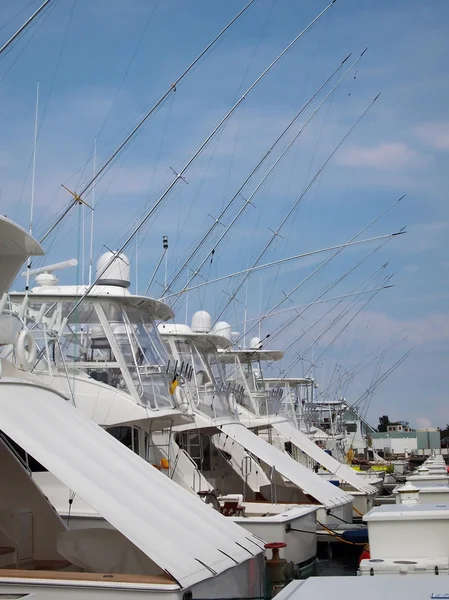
[274, 574, 449, 600]
[219, 349, 284, 363]
[271, 420, 378, 494]
[232, 504, 318, 524]
[359, 556, 448, 575]
[0, 369, 264, 588]
[218, 422, 353, 508]
[264, 377, 314, 385]
[10, 286, 174, 321]
[158, 322, 232, 349]
[364, 503, 449, 522]
[0, 216, 44, 295]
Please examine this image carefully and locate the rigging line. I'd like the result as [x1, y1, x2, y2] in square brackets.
[268, 265, 387, 387]
[264, 45, 340, 315]
[354, 349, 412, 407]
[164, 231, 400, 299]
[0, 0, 53, 58]
[14, 0, 76, 223]
[315, 329, 409, 400]
[75, 0, 161, 190]
[238, 285, 389, 329]
[62, 3, 338, 322]
[165, 48, 355, 297]
[213, 89, 381, 325]
[39, 0, 263, 244]
[303, 277, 392, 370]
[232, 196, 404, 349]
[267, 244, 390, 351]
[273, 278, 390, 390]
[0, 0, 58, 84]
[0, 0, 39, 35]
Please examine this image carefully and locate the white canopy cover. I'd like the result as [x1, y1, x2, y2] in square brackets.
[0, 216, 43, 295]
[271, 420, 378, 494]
[0, 373, 264, 588]
[218, 422, 353, 508]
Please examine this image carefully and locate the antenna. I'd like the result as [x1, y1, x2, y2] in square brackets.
[21, 258, 78, 278]
[88, 138, 96, 286]
[25, 80, 39, 292]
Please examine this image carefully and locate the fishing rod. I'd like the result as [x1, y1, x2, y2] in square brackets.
[232, 284, 393, 328]
[315, 330, 410, 402]
[62, 2, 338, 321]
[256, 241, 393, 351]
[163, 230, 399, 300]
[264, 278, 391, 424]
[269, 259, 390, 356]
[351, 349, 411, 410]
[213, 92, 383, 325]
[231, 194, 405, 348]
[224, 261, 388, 384]
[0, 0, 53, 58]
[163, 47, 361, 298]
[272, 275, 391, 388]
[39, 0, 260, 244]
[169, 50, 369, 302]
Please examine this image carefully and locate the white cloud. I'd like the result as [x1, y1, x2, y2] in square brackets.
[335, 142, 423, 170]
[412, 121, 449, 151]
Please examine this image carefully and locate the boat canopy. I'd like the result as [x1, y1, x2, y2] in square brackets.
[218, 422, 353, 508]
[271, 420, 378, 494]
[0, 372, 264, 588]
[0, 216, 43, 295]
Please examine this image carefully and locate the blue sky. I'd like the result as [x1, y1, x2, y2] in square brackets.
[1, 0, 448, 429]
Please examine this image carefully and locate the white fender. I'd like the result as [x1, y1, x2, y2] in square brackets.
[16, 329, 37, 371]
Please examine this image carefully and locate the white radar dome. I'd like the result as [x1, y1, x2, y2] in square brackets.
[249, 336, 263, 349]
[96, 251, 130, 289]
[191, 311, 211, 333]
[212, 321, 232, 341]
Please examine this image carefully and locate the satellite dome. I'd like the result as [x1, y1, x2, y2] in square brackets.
[212, 321, 232, 341]
[249, 336, 262, 349]
[96, 251, 130, 288]
[191, 311, 211, 333]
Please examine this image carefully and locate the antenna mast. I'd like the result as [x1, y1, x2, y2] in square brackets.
[26, 80, 40, 292]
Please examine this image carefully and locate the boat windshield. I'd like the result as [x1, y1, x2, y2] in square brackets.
[14, 296, 175, 411]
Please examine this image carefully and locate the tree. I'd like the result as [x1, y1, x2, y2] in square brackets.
[378, 415, 390, 433]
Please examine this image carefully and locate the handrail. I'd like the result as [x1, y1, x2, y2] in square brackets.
[0, 433, 32, 477]
[0, 522, 19, 569]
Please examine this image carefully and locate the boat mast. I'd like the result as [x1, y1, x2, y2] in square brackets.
[0, 0, 52, 58]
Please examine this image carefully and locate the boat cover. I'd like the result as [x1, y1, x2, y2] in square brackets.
[0, 216, 43, 295]
[0, 375, 264, 588]
[271, 420, 378, 494]
[218, 422, 353, 508]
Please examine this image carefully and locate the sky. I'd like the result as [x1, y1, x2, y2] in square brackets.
[1, 0, 448, 429]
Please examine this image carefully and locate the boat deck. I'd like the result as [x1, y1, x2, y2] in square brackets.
[0, 568, 178, 586]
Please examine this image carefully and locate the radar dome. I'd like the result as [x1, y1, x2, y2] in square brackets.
[191, 310, 211, 333]
[212, 321, 232, 341]
[249, 336, 262, 349]
[96, 251, 130, 288]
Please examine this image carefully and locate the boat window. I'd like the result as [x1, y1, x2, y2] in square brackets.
[106, 426, 140, 454]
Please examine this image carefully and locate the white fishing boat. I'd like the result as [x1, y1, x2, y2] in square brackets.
[5, 258, 317, 570]
[218, 343, 375, 520]
[159, 315, 322, 571]
[0, 216, 266, 598]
